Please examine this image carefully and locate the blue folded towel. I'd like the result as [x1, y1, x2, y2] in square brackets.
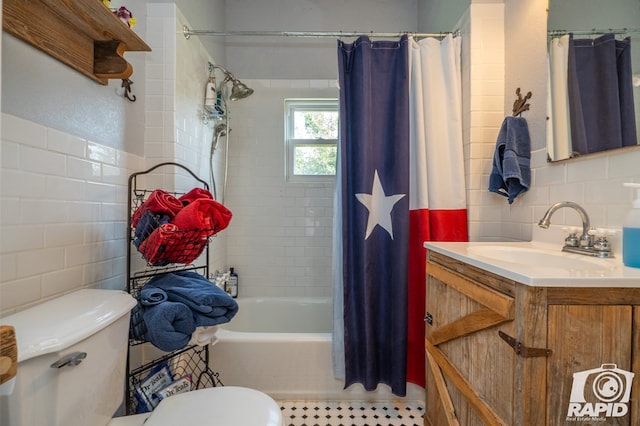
[140, 286, 168, 306]
[140, 301, 195, 352]
[488, 116, 531, 204]
[147, 271, 239, 327]
[133, 211, 170, 248]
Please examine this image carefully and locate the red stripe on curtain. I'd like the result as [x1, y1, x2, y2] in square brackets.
[428, 209, 469, 241]
[407, 208, 468, 386]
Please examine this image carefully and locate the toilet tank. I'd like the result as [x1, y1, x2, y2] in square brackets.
[0, 289, 137, 426]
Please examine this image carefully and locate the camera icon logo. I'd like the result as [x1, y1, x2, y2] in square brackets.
[567, 364, 634, 419]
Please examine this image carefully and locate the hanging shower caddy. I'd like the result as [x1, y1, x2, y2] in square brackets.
[125, 162, 224, 415]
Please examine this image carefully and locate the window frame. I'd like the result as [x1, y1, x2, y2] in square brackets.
[285, 98, 339, 183]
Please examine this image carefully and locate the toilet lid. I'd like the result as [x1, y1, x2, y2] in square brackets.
[144, 386, 282, 426]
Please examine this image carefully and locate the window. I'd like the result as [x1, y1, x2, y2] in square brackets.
[285, 99, 338, 181]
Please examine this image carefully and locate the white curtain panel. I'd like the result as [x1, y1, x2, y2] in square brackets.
[547, 34, 572, 161]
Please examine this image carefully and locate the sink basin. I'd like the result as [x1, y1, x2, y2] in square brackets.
[465, 245, 611, 272]
[423, 241, 640, 287]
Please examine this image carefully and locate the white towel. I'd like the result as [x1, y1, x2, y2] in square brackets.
[188, 326, 219, 347]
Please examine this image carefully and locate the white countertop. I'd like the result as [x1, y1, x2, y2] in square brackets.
[424, 241, 640, 287]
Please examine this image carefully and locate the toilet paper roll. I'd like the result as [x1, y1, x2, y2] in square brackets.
[0, 325, 18, 393]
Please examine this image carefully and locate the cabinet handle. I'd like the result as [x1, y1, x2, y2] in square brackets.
[498, 331, 552, 358]
[424, 312, 433, 325]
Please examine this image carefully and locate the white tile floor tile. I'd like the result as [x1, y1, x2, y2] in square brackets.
[278, 400, 425, 426]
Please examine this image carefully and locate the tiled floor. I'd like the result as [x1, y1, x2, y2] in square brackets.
[278, 400, 425, 426]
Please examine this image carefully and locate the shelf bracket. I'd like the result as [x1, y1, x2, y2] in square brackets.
[499, 331, 552, 358]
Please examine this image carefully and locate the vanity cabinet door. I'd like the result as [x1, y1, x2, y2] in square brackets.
[424, 262, 516, 426]
[546, 305, 635, 425]
[424, 252, 640, 426]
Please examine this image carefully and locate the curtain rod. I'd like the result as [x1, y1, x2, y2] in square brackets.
[548, 27, 640, 37]
[182, 26, 457, 40]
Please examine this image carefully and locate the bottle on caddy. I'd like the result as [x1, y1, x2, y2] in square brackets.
[227, 267, 238, 298]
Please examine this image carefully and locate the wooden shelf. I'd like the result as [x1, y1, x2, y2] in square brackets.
[2, 0, 151, 85]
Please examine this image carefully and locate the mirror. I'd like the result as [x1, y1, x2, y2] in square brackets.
[547, 0, 640, 161]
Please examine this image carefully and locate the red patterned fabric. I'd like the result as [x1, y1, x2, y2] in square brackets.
[138, 223, 181, 265]
[139, 224, 209, 265]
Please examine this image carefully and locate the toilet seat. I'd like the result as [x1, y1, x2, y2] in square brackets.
[143, 386, 283, 426]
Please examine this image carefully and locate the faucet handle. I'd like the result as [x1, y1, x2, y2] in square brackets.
[588, 228, 615, 253]
[562, 226, 580, 234]
[588, 228, 616, 238]
[562, 226, 580, 247]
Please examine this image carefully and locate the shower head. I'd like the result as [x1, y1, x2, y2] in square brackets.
[229, 79, 254, 101]
[208, 62, 253, 101]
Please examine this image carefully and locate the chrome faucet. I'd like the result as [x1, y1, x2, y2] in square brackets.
[538, 201, 613, 258]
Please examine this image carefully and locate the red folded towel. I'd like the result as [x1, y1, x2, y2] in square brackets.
[139, 223, 182, 265]
[139, 223, 209, 265]
[132, 190, 183, 227]
[178, 187, 214, 206]
[171, 199, 232, 237]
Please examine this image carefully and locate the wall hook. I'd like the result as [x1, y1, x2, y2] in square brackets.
[121, 78, 136, 102]
[512, 87, 532, 116]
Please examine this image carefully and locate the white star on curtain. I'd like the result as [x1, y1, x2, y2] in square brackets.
[355, 170, 406, 240]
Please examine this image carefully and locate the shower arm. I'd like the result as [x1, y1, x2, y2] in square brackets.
[207, 62, 254, 102]
[209, 64, 233, 89]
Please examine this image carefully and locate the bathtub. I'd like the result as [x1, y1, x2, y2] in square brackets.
[210, 297, 425, 401]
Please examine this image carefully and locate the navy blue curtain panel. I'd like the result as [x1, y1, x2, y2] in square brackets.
[567, 33, 637, 155]
[337, 35, 410, 396]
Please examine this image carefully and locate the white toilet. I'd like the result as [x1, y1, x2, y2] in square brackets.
[0, 289, 283, 426]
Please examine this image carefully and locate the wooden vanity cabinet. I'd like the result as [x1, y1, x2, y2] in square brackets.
[424, 251, 640, 426]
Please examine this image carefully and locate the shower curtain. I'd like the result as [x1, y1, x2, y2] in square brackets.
[567, 33, 637, 155]
[333, 34, 467, 397]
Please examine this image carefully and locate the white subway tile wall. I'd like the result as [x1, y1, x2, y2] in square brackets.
[223, 79, 338, 297]
[465, 4, 511, 242]
[146, 5, 228, 273]
[0, 5, 224, 315]
[0, 114, 145, 315]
